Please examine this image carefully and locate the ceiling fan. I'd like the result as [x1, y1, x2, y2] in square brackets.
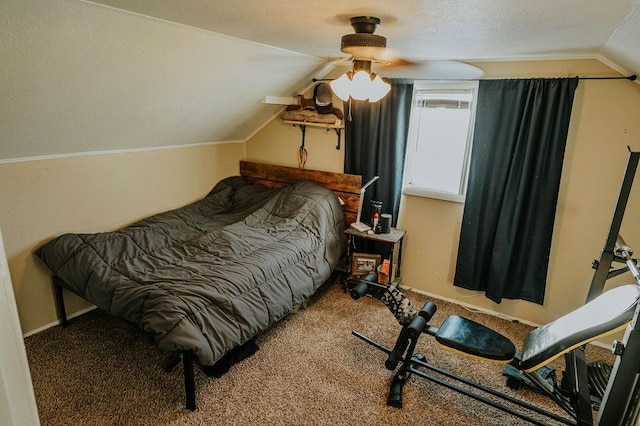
[329, 16, 484, 82]
[334, 16, 409, 67]
[262, 15, 484, 105]
[328, 16, 401, 102]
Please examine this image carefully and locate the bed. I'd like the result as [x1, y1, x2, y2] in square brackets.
[35, 161, 362, 410]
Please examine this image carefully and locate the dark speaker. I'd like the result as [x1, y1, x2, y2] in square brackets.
[380, 214, 392, 234]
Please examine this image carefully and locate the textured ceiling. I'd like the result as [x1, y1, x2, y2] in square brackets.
[88, 0, 640, 76]
[2, 0, 639, 161]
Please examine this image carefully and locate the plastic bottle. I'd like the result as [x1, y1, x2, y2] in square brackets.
[373, 212, 380, 234]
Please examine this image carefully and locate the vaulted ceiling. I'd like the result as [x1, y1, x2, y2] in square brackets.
[88, 0, 640, 74]
[2, 0, 638, 160]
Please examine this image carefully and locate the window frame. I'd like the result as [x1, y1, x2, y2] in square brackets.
[402, 80, 479, 203]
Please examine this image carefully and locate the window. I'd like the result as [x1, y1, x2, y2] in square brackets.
[402, 81, 479, 203]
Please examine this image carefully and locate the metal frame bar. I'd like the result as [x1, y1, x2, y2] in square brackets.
[563, 348, 593, 425]
[355, 330, 577, 425]
[523, 369, 577, 421]
[183, 350, 197, 411]
[408, 366, 570, 426]
[587, 148, 639, 301]
[52, 276, 68, 327]
[411, 358, 575, 425]
[596, 304, 640, 424]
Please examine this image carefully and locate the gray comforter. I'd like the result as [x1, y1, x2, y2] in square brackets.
[36, 177, 345, 365]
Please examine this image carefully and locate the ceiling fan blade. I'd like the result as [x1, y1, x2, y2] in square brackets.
[374, 60, 485, 79]
[327, 56, 353, 66]
[374, 57, 418, 68]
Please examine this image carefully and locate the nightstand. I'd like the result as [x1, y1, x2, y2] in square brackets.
[343, 227, 407, 291]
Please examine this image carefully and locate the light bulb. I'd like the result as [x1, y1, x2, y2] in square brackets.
[329, 70, 391, 102]
[368, 74, 391, 102]
[329, 73, 352, 101]
[350, 71, 372, 101]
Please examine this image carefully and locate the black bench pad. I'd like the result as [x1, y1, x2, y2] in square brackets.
[435, 315, 516, 362]
[520, 284, 640, 372]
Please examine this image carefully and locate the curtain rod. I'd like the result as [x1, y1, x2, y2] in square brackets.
[313, 74, 637, 82]
[578, 75, 636, 80]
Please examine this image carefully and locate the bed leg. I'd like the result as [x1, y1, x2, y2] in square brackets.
[52, 276, 68, 327]
[182, 350, 197, 411]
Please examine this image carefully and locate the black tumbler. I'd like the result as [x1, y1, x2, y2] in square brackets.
[380, 214, 392, 234]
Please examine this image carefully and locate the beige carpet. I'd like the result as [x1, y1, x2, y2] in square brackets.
[24, 281, 613, 425]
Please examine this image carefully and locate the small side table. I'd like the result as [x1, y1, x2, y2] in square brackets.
[343, 227, 407, 290]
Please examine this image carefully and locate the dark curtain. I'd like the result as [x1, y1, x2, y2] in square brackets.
[344, 80, 413, 226]
[454, 78, 579, 304]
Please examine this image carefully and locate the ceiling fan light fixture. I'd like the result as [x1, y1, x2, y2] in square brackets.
[368, 73, 391, 102]
[329, 16, 393, 103]
[350, 70, 374, 100]
[329, 69, 391, 102]
[329, 72, 353, 101]
[329, 70, 391, 102]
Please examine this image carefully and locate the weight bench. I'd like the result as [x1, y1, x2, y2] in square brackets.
[351, 279, 640, 425]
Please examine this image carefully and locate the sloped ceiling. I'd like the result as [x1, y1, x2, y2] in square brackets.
[1, 0, 326, 160]
[1, 0, 639, 161]
[87, 0, 640, 70]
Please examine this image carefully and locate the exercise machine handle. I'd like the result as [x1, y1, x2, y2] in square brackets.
[406, 302, 437, 339]
[615, 234, 633, 258]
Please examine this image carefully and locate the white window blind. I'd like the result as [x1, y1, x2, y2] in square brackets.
[403, 81, 479, 202]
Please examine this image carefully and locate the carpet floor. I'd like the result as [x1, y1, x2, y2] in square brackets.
[24, 281, 613, 425]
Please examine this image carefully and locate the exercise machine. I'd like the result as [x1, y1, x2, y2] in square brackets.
[351, 249, 640, 425]
[587, 148, 639, 302]
[350, 148, 640, 425]
[585, 147, 640, 424]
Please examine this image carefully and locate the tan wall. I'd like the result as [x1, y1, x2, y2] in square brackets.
[246, 119, 345, 173]
[399, 59, 640, 327]
[246, 84, 345, 174]
[1, 143, 244, 334]
[247, 58, 640, 327]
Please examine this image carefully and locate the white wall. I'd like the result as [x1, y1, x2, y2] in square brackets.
[0, 227, 40, 426]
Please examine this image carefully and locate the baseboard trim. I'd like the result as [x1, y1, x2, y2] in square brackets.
[23, 306, 97, 338]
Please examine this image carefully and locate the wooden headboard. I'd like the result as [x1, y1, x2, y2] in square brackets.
[239, 161, 362, 226]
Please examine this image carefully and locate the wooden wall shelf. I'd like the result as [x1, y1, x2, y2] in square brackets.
[283, 120, 344, 150]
